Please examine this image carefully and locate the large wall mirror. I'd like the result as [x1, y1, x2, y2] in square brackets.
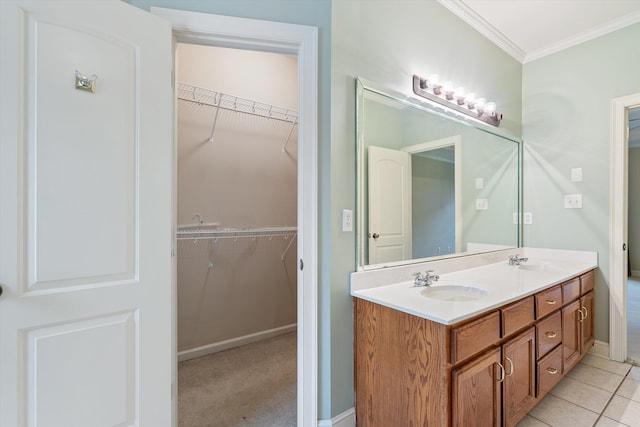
[357, 78, 521, 270]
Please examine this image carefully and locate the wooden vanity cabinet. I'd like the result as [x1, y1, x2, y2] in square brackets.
[451, 326, 536, 427]
[562, 272, 595, 373]
[354, 269, 596, 427]
[500, 327, 537, 426]
[452, 347, 502, 427]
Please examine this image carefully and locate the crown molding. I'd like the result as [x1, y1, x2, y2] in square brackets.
[439, 0, 640, 64]
[437, 0, 526, 63]
[523, 9, 640, 63]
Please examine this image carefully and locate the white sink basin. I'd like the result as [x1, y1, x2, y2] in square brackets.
[420, 285, 488, 302]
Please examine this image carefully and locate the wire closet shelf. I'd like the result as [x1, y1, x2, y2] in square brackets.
[176, 226, 298, 261]
[177, 82, 298, 124]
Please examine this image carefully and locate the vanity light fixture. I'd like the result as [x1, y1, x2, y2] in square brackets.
[412, 74, 502, 127]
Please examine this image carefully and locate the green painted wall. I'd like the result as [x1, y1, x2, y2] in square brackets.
[522, 23, 640, 343]
[331, 0, 522, 417]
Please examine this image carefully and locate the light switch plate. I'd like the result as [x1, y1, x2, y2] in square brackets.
[475, 178, 484, 189]
[342, 209, 353, 231]
[476, 199, 488, 210]
[564, 194, 583, 209]
[524, 212, 533, 224]
[571, 168, 583, 182]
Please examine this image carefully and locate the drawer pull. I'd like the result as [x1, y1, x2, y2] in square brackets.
[545, 331, 557, 338]
[496, 363, 505, 383]
[578, 309, 585, 323]
[546, 367, 559, 375]
[581, 307, 588, 318]
[546, 299, 557, 305]
[505, 357, 514, 376]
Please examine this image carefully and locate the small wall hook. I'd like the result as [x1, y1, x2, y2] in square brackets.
[74, 70, 98, 93]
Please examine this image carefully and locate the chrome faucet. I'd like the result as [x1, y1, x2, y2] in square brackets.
[413, 270, 440, 287]
[508, 255, 529, 266]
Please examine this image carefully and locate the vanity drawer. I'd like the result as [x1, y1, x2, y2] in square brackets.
[535, 285, 562, 319]
[451, 311, 501, 364]
[536, 311, 562, 359]
[581, 270, 595, 294]
[537, 346, 563, 396]
[502, 296, 534, 337]
[562, 278, 580, 305]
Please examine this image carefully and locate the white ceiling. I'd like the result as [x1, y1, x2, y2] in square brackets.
[437, 0, 640, 146]
[437, 0, 640, 63]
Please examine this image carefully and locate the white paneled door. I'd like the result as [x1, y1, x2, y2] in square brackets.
[368, 146, 412, 264]
[0, 1, 173, 426]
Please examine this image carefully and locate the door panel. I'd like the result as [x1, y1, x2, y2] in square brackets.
[368, 146, 412, 264]
[503, 327, 536, 427]
[26, 313, 136, 427]
[0, 2, 173, 426]
[452, 347, 502, 427]
[562, 300, 581, 373]
[26, 15, 137, 291]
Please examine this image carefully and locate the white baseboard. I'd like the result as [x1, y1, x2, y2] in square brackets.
[589, 340, 610, 359]
[177, 323, 296, 362]
[318, 407, 355, 427]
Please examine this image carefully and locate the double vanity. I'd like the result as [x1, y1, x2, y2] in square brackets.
[351, 247, 597, 427]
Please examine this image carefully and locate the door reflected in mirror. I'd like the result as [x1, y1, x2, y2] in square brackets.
[357, 78, 521, 270]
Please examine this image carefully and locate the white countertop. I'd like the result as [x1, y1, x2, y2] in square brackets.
[350, 248, 598, 325]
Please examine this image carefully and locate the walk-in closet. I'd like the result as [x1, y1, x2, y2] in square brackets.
[175, 43, 298, 427]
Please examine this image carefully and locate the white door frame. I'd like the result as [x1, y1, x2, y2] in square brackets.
[402, 135, 462, 253]
[150, 8, 318, 426]
[609, 92, 640, 362]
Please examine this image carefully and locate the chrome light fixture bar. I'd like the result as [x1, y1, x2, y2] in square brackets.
[412, 74, 502, 127]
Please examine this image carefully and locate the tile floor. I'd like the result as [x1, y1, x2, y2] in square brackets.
[517, 354, 640, 426]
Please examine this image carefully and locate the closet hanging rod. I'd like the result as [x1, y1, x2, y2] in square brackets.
[176, 226, 297, 236]
[176, 233, 296, 242]
[177, 82, 298, 124]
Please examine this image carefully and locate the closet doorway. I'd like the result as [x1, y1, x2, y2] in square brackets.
[175, 43, 299, 426]
[627, 106, 640, 363]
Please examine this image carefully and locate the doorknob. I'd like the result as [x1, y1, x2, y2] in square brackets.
[0, 285, 3, 297]
[371, 233, 380, 239]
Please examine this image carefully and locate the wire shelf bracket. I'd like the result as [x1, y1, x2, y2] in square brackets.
[178, 82, 299, 151]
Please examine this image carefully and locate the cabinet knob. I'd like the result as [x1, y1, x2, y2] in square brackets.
[545, 331, 557, 338]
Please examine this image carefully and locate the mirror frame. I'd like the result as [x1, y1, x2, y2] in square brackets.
[356, 77, 522, 271]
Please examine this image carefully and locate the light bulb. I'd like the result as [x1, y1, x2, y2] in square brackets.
[442, 81, 454, 99]
[475, 97, 487, 111]
[428, 74, 442, 94]
[454, 87, 465, 104]
[484, 102, 497, 116]
[427, 74, 440, 87]
[465, 93, 476, 108]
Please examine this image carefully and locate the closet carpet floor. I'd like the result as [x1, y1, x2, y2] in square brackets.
[178, 332, 296, 427]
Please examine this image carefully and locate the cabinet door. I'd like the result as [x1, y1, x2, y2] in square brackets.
[562, 300, 581, 372]
[503, 327, 536, 427]
[581, 291, 595, 354]
[452, 348, 502, 427]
